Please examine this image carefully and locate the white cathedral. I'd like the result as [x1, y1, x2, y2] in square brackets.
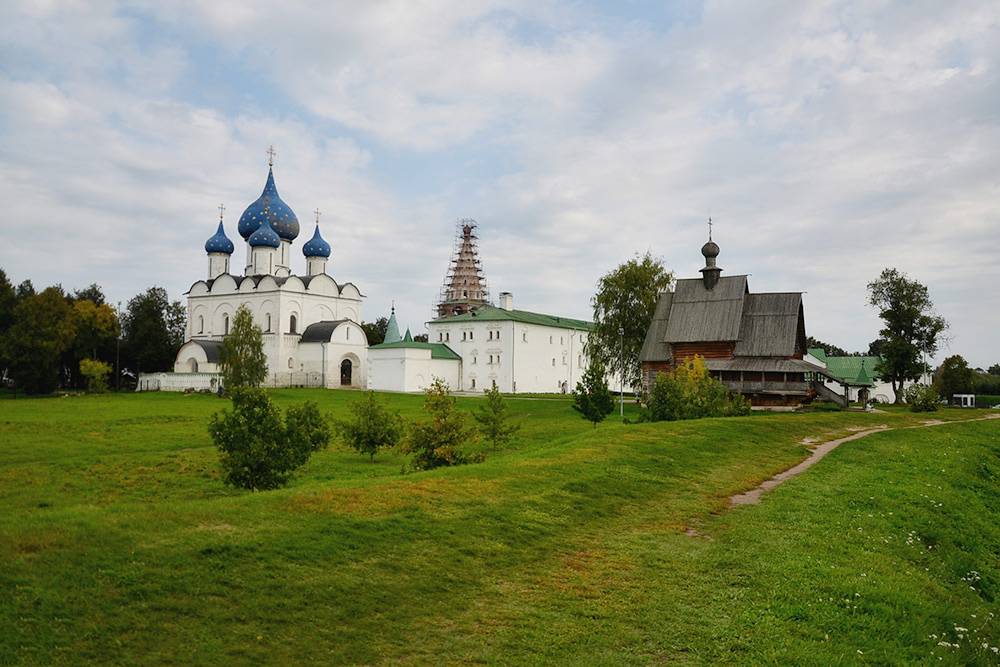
[146, 159, 370, 391]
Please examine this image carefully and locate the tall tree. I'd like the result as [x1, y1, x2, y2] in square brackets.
[937, 355, 974, 401]
[988, 364, 1000, 377]
[121, 287, 184, 374]
[361, 317, 389, 345]
[3, 287, 75, 394]
[867, 268, 947, 404]
[0, 270, 16, 379]
[220, 305, 268, 390]
[72, 283, 107, 306]
[15, 280, 35, 300]
[590, 252, 673, 389]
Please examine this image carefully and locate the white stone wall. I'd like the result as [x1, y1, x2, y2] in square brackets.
[368, 347, 461, 393]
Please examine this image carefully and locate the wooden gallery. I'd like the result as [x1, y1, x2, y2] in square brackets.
[640, 236, 827, 407]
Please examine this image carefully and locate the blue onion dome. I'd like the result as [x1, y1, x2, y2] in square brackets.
[302, 224, 331, 258]
[237, 167, 300, 241]
[204, 221, 235, 254]
[248, 218, 280, 248]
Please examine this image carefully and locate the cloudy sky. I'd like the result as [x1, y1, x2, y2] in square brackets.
[1, 1, 998, 366]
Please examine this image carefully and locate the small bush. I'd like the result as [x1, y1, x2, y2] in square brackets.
[209, 387, 331, 490]
[402, 378, 480, 470]
[79, 358, 112, 393]
[643, 356, 751, 422]
[336, 391, 404, 462]
[904, 383, 940, 412]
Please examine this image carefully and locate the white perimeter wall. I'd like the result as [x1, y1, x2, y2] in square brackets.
[368, 347, 460, 393]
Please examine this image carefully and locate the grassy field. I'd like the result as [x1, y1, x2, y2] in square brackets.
[2, 390, 999, 665]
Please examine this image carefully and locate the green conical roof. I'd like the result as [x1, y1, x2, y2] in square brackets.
[403, 328, 413, 342]
[384, 305, 401, 344]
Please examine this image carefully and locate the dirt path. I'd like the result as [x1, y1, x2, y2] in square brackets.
[729, 413, 1000, 507]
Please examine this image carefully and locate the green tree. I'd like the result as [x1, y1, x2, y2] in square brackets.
[15, 280, 35, 300]
[122, 287, 184, 374]
[572, 357, 615, 428]
[402, 378, 478, 470]
[590, 252, 673, 390]
[988, 364, 1000, 377]
[867, 268, 947, 403]
[220, 305, 267, 390]
[71, 299, 119, 360]
[0, 270, 16, 379]
[209, 388, 330, 490]
[79, 358, 112, 393]
[336, 391, 404, 462]
[3, 287, 75, 394]
[937, 355, 974, 401]
[473, 384, 520, 451]
[361, 317, 389, 345]
[72, 283, 107, 306]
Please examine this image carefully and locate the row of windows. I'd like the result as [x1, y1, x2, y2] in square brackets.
[197, 313, 298, 335]
[437, 330, 588, 345]
[551, 355, 584, 367]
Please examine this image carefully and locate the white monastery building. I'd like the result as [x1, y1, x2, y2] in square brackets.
[139, 155, 601, 395]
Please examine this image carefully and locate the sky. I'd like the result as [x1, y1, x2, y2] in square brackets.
[1, 0, 998, 367]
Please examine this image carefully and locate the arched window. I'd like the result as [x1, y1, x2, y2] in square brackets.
[198, 315, 204, 334]
[288, 357, 294, 369]
[289, 314, 297, 334]
[266, 313, 272, 332]
[223, 314, 230, 335]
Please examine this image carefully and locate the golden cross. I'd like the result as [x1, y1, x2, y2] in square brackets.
[218, 203, 225, 221]
[314, 208, 322, 225]
[266, 145, 277, 166]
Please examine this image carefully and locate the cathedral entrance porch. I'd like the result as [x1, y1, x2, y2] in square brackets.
[340, 359, 352, 386]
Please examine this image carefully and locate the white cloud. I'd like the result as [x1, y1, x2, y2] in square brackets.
[0, 0, 998, 365]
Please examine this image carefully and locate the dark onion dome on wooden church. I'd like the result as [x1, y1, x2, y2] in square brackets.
[238, 167, 300, 242]
[302, 224, 331, 258]
[204, 220, 235, 254]
[248, 217, 281, 248]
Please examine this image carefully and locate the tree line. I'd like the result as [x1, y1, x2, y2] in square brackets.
[0, 269, 185, 395]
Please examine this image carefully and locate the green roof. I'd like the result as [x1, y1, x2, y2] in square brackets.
[370, 341, 461, 361]
[431, 305, 593, 331]
[807, 347, 828, 362]
[822, 355, 882, 386]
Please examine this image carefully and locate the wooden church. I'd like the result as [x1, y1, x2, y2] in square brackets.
[640, 234, 825, 406]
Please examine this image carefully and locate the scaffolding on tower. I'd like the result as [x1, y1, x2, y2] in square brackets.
[435, 218, 490, 317]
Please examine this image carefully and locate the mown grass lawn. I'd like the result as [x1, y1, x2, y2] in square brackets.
[1, 391, 998, 665]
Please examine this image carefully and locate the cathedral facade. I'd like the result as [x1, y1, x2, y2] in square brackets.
[155, 160, 369, 391]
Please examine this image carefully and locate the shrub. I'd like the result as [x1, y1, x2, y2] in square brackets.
[644, 356, 751, 422]
[402, 378, 479, 470]
[474, 384, 520, 451]
[209, 387, 331, 490]
[79, 358, 112, 393]
[572, 357, 616, 428]
[904, 383, 940, 412]
[336, 391, 403, 462]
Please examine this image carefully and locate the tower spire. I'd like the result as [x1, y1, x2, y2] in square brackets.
[708, 216, 713, 241]
[436, 218, 489, 317]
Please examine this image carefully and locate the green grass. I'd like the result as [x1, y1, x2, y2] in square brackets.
[2, 391, 999, 664]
